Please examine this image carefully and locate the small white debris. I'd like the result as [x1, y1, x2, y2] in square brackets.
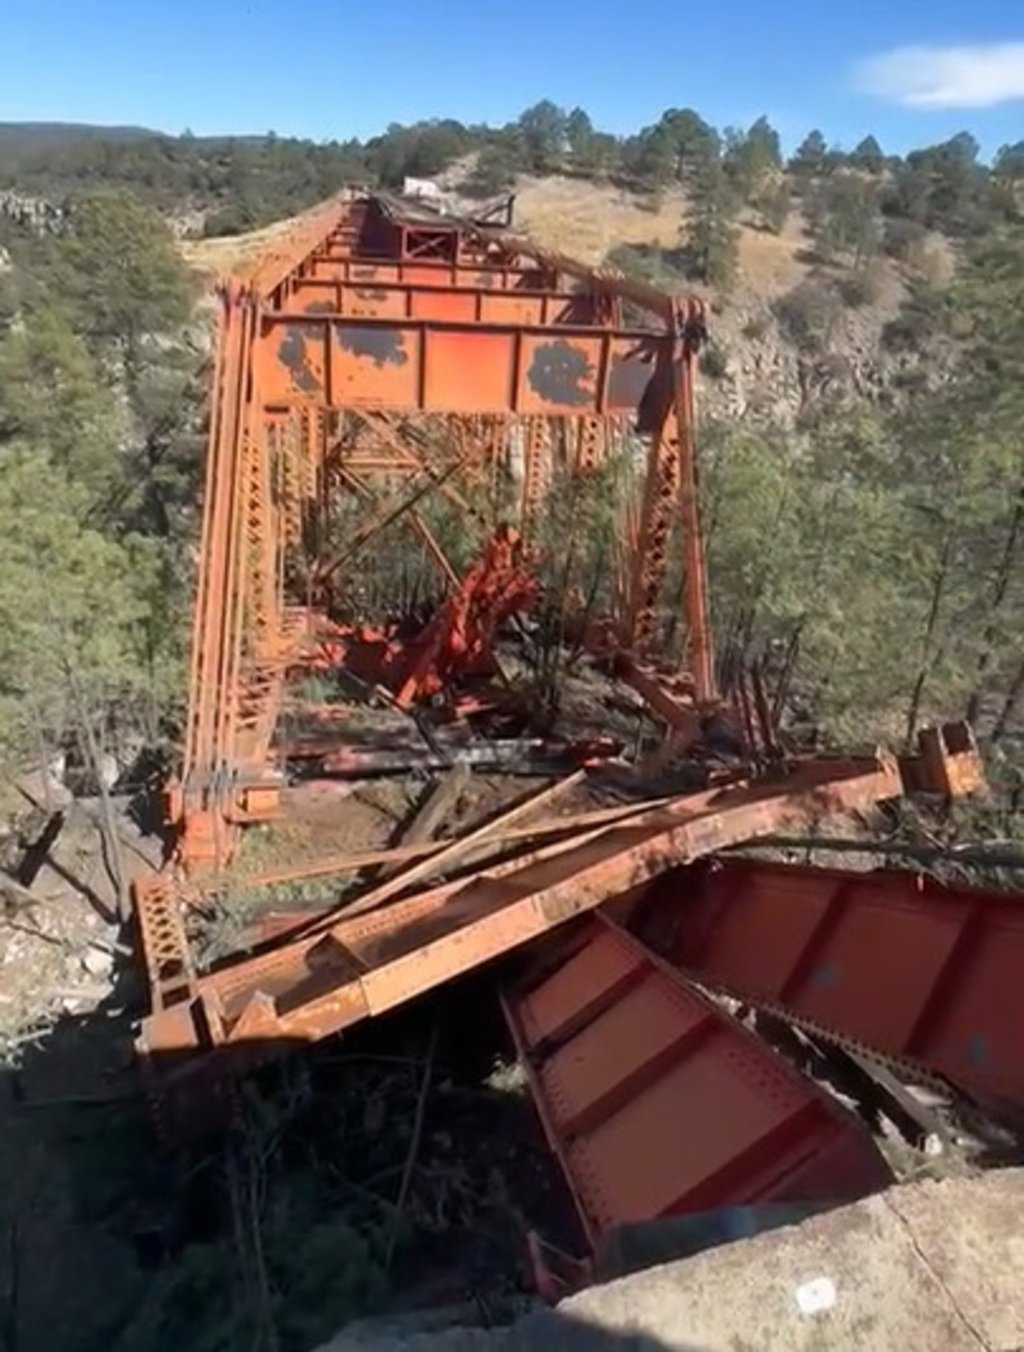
[795, 1276, 836, 1315]
[924, 1133, 945, 1157]
[81, 945, 115, 978]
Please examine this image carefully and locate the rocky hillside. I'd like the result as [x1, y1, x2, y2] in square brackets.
[508, 173, 960, 426]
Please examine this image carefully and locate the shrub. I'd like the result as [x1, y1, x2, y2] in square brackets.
[881, 279, 945, 351]
[773, 279, 842, 352]
[202, 202, 258, 237]
[462, 146, 518, 198]
[741, 313, 770, 340]
[883, 216, 928, 262]
[700, 343, 728, 379]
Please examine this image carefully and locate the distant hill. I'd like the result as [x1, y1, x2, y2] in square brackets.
[0, 120, 367, 229]
[0, 121, 160, 149]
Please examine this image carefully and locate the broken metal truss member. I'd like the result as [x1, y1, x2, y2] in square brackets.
[501, 914, 892, 1259]
[136, 750, 930, 1137]
[634, 856, 1024, 1112]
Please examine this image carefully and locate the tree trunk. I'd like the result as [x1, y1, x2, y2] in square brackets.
[966, 487, 1023, 727]
[905, 533, 953, 749]
[772, 615, 806, 723]
[991, 652, 1024, 747]
[59, 655, 131, 923]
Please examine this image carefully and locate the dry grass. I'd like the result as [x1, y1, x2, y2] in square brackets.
[733, 213, 812, 299]
[180, 200, 329, 282]
[512, 175, 820, 303]
[511, 174, 687, 263]
[176, 172, 918, 315]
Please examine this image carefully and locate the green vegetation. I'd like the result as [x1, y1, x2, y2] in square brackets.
[0, 189, 197, 803]
[704, 228, 1024, 750]
[0, 105, 1021, 1352]
[0, 102, 1020, 799]
[3, 106, 1017, 246]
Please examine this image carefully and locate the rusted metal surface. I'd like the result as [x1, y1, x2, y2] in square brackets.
[258, 314, 668, 417]
[139, 181, 999, 1200]
[501, 915, 893, 1251]
[172, 194, 715, 868]
[137, 757, 908, 1077]
[636, 854, 1024, 1110]
[898, 721, 987, 800]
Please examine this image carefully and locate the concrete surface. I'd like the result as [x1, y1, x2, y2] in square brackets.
[317, 1169, 1024, 1351]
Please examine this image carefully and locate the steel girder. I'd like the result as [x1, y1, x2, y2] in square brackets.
[501, 914, 892, 1255]
[633, 855, 1024, 1112]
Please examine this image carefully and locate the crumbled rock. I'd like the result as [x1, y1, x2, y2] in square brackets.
[81, 944, 115, 979]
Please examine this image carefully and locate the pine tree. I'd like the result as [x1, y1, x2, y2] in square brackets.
[789, 129, 828, 178]
[682, 155, 740, 287]
[850, 135, 884, 174]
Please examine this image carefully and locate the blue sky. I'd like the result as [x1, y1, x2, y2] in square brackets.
[1, 0, 1021, 156]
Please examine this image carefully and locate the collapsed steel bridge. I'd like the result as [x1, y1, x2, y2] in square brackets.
[132, 191, 1019, 1289]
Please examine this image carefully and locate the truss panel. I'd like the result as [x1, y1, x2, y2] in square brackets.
[256, 316, 661, 418]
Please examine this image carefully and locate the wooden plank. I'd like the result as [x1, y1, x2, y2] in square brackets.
[372, 764, 470, 882]
[328, 770, 587, 927]
[242, 790, 677, 890]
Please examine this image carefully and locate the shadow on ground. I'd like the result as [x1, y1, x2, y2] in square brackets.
[0, 958, 588, 1352]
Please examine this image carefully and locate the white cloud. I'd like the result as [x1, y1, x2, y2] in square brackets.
[855, 42, 1024, 109]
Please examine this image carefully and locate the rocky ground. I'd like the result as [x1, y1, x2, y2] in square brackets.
[0, 774, 583, 1351]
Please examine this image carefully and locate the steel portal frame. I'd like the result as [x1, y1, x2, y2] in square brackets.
[176, 193, 711, 867]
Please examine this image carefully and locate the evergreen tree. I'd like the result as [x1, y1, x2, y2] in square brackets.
[808, 175, 880, 265]
[517, 101, 567, 171]
[0, 307, 124, 500]
[565, 107, 596, 167]
[850, 135, 884, 174]
[789, 129, 828, 177]
[755, 181, 791, 234]
[58, 190, 193, 359]
[681, 153, 739, 287]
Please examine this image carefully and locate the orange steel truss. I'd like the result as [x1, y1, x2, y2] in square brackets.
[173, 193, 710, 868]
[134, 193, 1002, 1234]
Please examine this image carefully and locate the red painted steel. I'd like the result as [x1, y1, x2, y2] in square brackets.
[136, 756, 907, 1072]
[637, 857, 1024, 1110]
[175, 193, 716, 866]
[501, 916, 893, 1250]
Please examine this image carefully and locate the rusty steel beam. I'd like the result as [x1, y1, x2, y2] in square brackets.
[301, 256, 561, 290]
[335, 465, 460, 590]
[255, 312, 664, 418]
[138, 754, 909, 1075]
[276, 276, 602, 327]
[634, 854, 1024, 1112]
[501, 915, 892, 1253]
